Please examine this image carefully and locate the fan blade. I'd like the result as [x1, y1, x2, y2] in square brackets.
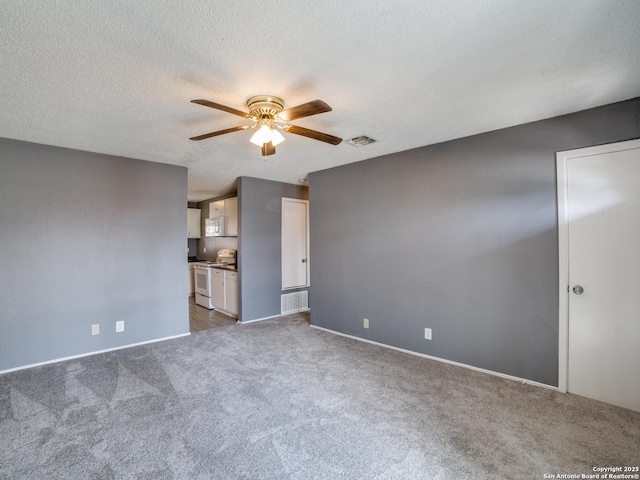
[261, 141, 276, 156]
[283, 125, 342, 145]
[190, 125, 251, 141]
[279, 100, 332, 121]
[191, 99, 253, 119]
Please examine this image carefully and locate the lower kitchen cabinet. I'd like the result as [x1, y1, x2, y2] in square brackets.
[211, 268, 238, 317]
[188, 263, 195, 296]
[210, 269, 225, 309]
[225, 271, 238, 316]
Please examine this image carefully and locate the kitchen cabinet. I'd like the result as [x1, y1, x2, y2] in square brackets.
[207, 197, 238, 237]
[224, 197, 238, 236]
[210, 269, 225, 310]
[187, 208, 201, 238]
[210, 268, 238, 317]
[209, 200, 224, 219]
[188, 264, 195, 296]
[225, 271, 238, 316]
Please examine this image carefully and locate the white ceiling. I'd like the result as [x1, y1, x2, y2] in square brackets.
[2, 1, 639, 201]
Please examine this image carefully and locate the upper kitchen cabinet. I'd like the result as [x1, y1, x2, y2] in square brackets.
[208, 197, 238, 237]
[187, 208, 201, 238]
[209, 200, 224, 219]
[225, 197, 238, 236]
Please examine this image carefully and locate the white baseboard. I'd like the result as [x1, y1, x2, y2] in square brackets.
[0, 332, 191, 375]
[282, 307, 310, 315]
[310, 325, 557, 391]
[240, 314, 284, 324]
[240, 308, 310, 324]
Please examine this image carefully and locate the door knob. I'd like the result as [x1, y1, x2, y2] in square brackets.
[301, 259, 307, 263]
[572, 285, 584, 295]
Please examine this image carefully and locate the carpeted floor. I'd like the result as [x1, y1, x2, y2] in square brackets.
[1, 313, 638, 479]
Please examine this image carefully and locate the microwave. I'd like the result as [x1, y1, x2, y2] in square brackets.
[205, 217, 224, 237]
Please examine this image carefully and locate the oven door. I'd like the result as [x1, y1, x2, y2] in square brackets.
[194, 266, 210, 297]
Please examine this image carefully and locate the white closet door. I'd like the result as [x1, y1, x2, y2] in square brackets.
[282, 198, 309, 289]
[558, 139, 640, 412]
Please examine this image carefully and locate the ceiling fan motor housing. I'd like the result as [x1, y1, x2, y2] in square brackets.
[247, 95, 284, 119]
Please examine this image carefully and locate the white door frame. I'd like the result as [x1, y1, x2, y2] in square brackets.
[556, 138, 640, 393]
[281, 197, 310, 290]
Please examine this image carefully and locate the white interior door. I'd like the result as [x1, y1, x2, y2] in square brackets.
[557, 139, 640, 412]
[282, 198, 309, 289]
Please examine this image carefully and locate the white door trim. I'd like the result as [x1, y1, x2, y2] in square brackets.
[281, 197, 310, 290]
[556, 138, 640, 393]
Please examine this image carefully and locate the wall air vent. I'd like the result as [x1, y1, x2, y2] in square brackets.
[346, 136, 376, 146]
[281, 291, 309, 314]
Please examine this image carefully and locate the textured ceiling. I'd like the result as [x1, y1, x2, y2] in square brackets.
[2, 1, 640, 201]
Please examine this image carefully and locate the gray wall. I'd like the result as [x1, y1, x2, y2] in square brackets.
[238, 177, 308, 322]
[309, 98, 640, 386]
[0, 138, 189, 371]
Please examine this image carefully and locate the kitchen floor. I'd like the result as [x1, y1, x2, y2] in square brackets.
[189, 296, 236, 331]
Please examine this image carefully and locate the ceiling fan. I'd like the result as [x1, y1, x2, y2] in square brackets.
[190, 95, 342, 158]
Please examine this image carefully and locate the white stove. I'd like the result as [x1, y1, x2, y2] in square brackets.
[194, 249, 236, 309]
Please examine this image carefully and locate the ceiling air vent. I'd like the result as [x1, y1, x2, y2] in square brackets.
[346, 136, 376, 146]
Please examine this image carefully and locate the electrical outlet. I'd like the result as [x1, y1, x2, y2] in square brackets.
[116, 321, 124, 332]
[363, 318, 369, 329]
[424, 328, 432, 340]
[203, 247, 206, 253]
[91, 324, 100, 336]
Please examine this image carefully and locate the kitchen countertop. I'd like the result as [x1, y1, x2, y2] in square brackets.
[208, 264, 237, 271]
[189, 259, 237, 271]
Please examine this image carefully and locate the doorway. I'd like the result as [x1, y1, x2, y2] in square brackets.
[557, 139, 640, 412]
[281, 198, 309, 290]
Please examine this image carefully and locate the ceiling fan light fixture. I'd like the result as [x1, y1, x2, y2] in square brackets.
[250, 124, 285, 147]
[249, 125, 271, 146]
[269, 128, 285, 146]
